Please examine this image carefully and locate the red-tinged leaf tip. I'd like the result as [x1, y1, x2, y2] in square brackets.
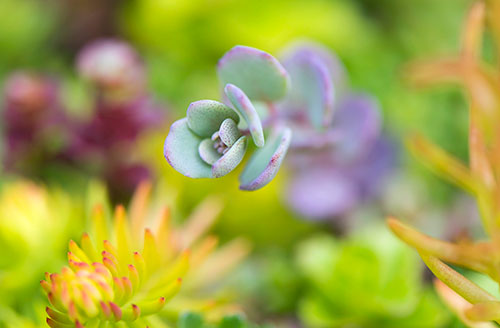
[76, 320, 84, 328]
[132, 304, 140, 319]
[46, 318, 57, 328]
[41, 280, 51, 293]
[100, 301, 112, 319]
[68, 302, 78, 321]
[109, 302, 123, 321]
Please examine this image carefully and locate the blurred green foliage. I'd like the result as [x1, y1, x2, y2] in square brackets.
[295, 225, 450, 327]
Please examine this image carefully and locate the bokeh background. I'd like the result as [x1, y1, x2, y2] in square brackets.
[0, 0, 487, 327]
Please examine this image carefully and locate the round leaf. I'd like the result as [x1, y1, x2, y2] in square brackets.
[198, 138, 221, 165]
[218, 118, 241, 147]
[332, 94, 381, 162]
[225, 84, 265, 147]
[164, 118, 212, 178]
[282, 49, 335, 128]
[212, 136, 247, 178]
[239, 127, 292, 191]
[218, 45, 290, 101]
[286, 168, 358, 220]
[187, 100, 239, 137]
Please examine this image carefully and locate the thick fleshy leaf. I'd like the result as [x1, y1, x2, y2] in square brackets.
[164, 118, 212, 178]
[218, 118, 241, 147]
[281, 41, 346, 90]
[239, 127, 292, 191]
[187, 100, 239, 137]
[282, 47, 335, 128]
[225, 84, 265, 147]
[332, 94, 381, 162]
[198, 138, 221, 165]
[212, 136, 247, 178]
[287, 167, 357, 220]
[217, 45, 290, 101]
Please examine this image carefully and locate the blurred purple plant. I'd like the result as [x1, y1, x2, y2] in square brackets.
[1, 39, 166, 200]
[2, 72, 70, 174]
[279, 43, 397, 221]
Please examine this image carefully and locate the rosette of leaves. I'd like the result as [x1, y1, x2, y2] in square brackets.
[276, 42, 396, 221]
[164, 46, 292, 191]
[295, 225, 449, 328]
[388, 2, 500, 327]
[43, 181, 250, 327]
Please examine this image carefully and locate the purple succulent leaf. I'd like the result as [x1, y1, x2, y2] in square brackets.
[225, 84, 265, 147]
[239, 127, 292, 191]
[286, 167, 358, 220]
[212, 136, 247, 178]
[164, 118, 212, 178]
[198, 138, 221, 165]
[348, 135, 398, 200]
[218, 118, 241, 147]
[217, 45, 290, 102]
[281, 47, 335, 128]
[186, 100, 239, 138]
[332, 93, 381, 163]
[289, 124, 341, 150]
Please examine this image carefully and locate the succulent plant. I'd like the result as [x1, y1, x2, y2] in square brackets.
[388, 1, 500, 326]
[43, 181, 250, 327]
[164, 42, 396, 196]
[277, 42, 396, 221]
[0, 180, 84, 327]
[2, 72, 70, 174]
[77, 39, 147, 103]
[296, 225, 449, 327]
[164, 46, 292, 191]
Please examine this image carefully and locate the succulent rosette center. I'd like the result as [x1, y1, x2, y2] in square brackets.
[164, 45, 294, 190]
[198, 117, 244, 168]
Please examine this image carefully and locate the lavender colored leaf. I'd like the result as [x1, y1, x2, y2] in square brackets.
[286, 167, 358, 220]
[281, 47, 335, 128]
[332, 94, 381, 162]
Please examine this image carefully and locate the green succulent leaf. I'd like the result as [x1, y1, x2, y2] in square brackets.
[225, 83, 265, 147]
[219, 118, 241, 147]
[239, 127, 292, 191]
[213, 136, 247, 178]
[218, 45, 290, 101]
[198, 138, 221, 165]
[164, 118, 213, 178]
[187, 100, 240, 137]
